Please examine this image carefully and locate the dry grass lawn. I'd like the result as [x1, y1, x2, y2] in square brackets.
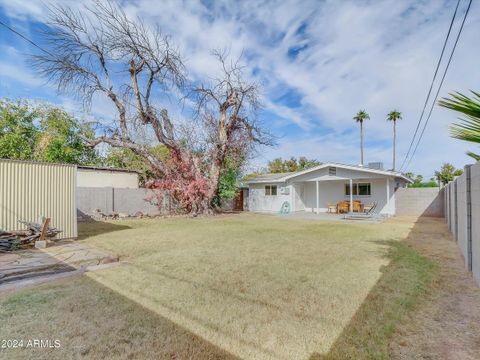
[0, 213, 437, 360]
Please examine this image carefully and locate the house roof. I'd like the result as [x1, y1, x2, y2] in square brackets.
[244, 172, 294, 182]
[246, 162, 413, 184]
[77, 165, 139, 174]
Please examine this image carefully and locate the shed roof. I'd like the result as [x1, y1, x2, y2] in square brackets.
[77, 165, 139, 174]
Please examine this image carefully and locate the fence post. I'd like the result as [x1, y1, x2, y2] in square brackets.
[449, 183, 453, 233]
[466, 165, 473, 272]
[446, 184, 450, 226]
[456, 180, 459, 240]
[112, 187, 115, 213]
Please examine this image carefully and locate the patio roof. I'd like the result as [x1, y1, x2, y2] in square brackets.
[246, 162, 413, 184]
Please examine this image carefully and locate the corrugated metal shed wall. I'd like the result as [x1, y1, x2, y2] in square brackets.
[0, 159, 77, 239]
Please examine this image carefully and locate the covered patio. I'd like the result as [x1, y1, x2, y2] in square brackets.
[290, 174, 393, 215]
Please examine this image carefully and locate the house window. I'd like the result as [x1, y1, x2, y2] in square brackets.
[265, 185, 277, 196]
[329, 167, 337, 176]
[345, 184, 357, 196]
[345, 183, 371, 196]
[358, 183, 371, 195]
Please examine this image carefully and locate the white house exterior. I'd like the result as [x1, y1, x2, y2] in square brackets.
[247, 163, 412, 216]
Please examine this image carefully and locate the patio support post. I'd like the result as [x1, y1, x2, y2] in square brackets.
[386, 177, 390, 214]
[316, 180, 319, 214]
[349, 179, 353, 213]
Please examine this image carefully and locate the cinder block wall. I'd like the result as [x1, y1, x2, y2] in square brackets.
[77, 187, 173, 217]
[395, 188, 444, 217]
[471, 164, 480, 284]
[457, 175, 468, 262]
[444, 162, 480, 286]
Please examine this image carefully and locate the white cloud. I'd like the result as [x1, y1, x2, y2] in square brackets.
[0, 62, 43, 87]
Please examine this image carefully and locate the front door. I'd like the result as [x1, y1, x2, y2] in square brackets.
[294, 184, 305, 211]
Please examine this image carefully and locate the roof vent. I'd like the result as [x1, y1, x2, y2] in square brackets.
[368, 162, 384, 170]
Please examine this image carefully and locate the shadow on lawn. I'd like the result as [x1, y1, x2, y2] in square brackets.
[77, 220, 131, 240]
[1, 215, 446, 359]
[0, 275, 241, 360]
[309, 215, 441, 360]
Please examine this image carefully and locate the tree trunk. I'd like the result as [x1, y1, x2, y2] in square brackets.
[393, 120, 396, 171]
[360, 121, 364, 166]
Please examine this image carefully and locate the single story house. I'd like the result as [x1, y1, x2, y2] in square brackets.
[77, 166, 139, 188]
[246, 162, 413, 216]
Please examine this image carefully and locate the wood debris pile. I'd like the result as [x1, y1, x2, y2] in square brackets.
[0, 220, 61, 252]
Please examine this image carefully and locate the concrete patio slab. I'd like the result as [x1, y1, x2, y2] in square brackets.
[275, 211, 384, 223]
[0, 240, 118, 286]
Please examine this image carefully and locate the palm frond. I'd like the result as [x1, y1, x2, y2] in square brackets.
[449, 117, 480, 144]
[441, 90, 480, 147]
[466, 151, 480, 161]
[353, 110, 370, 122]
[439, 91, 480, 119]
[387, 110, 402, 122]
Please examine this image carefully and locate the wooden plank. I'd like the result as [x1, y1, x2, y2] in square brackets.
[39, 218, 51, 241]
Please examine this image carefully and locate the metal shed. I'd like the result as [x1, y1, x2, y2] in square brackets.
[0, 159, 77, 239]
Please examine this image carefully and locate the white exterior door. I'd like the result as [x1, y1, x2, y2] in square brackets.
[294, 184, 305, 211]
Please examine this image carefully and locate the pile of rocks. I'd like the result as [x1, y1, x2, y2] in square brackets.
[89, 209, 156, 220]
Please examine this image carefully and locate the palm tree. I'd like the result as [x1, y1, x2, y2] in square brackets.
[387, 110, 402, 171]
[439, 91, 480, 161]
[353, 110, 370, 165]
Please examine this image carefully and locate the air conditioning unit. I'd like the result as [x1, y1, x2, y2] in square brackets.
[280, 186, 290, 195]
[368, 162, 384, 170]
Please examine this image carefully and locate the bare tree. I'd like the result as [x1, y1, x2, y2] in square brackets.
[33, 0, 268, 214]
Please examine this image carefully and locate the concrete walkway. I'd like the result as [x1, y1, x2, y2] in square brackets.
[0, 240, 118, 289]
[275, 211, 384, 223]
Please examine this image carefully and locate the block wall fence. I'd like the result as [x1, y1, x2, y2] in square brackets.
[444, 162, 480, 286]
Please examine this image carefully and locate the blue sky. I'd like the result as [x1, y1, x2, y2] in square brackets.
[0, 0, 478, 178]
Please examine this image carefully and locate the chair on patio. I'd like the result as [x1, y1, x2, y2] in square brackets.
[337, 201, 349, 214]
[344, 202, 382, 220]
[352, 200, 363, 213]
[326, 203, 337, 213]
[363, 202, 375, 213]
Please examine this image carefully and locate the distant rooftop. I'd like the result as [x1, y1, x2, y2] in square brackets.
[77, 165, 139, 174]
[244, 172, 294, 182]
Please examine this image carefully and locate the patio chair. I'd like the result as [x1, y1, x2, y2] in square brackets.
[363, 203, 375, 213]
[344, 202, 382, 220]
[337, 201, 349, 214]
[352, 201, 363, 213]
[326, 203, 337, 213]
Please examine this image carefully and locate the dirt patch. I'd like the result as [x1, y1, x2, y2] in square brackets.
[390, 216, 480, 360]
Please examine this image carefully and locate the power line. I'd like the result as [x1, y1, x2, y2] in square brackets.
[398, 0, 461, 171]
[404, 0, 473, 171]
[0, 20, 54, 56]
[0, 18, 144, 114]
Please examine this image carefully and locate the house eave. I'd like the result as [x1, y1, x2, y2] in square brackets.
[284, 162, 413, 183]
[246, 179, 287, 184]
[247, 162, 413, 185]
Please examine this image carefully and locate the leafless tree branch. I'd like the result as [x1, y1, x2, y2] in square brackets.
[32, 1, 270, 214]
